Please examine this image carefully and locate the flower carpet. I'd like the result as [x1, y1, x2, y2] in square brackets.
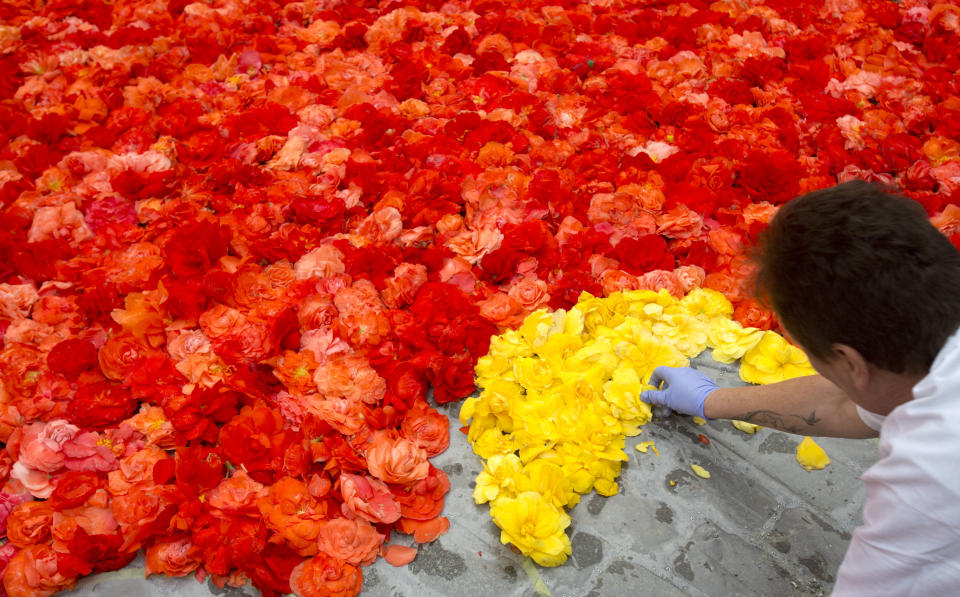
[0, 0, 959, 596]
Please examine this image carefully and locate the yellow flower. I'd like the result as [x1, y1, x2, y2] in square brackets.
[514, 356, 558, 391]
[487, 329, 533, 361]
[473, 429, 517, 459]
[740, 331, 816, 385]
[679, 287, 734, 321]
[475, 354, 512, 383]
[536, 332, 583, 367]
[796, 436, 830, 471]
[571, 293, 612, 335]
[517, 460, 578, 508]
[651, 313, 710, 357]
[510, 389, 561, 443]
[563, 339, 620, 375]
[474, 454, 524, 504]
[708, 317, 764, 363]
[556, 366, 606, 406]
[490, 492, 572, 566]
[519, 309, 558, 347]
[624, 288, 676, 322]
[617, 330, 688, 383]
[602, 364, 653, 435]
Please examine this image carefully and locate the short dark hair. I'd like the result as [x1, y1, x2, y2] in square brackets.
[755, 180, 960, 374]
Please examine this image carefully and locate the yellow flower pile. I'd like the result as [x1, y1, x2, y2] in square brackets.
[460, 288, 816, 566]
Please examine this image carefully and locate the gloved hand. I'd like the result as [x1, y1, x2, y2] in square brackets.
[641, 366, 718, 419]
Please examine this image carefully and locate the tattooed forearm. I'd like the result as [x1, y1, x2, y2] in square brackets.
[740, 409, 822, 434]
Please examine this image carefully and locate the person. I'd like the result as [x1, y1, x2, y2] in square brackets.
[640, 180, 960, 596]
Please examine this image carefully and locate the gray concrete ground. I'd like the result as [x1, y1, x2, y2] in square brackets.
[62, 352, 878, 597]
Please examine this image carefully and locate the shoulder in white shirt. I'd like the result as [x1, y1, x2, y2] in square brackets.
[833, 328, 960, 596]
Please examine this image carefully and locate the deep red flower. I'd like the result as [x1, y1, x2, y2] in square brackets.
[218, 402, 293, 484]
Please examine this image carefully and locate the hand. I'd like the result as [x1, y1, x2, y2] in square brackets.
[641, 366, 718, 419]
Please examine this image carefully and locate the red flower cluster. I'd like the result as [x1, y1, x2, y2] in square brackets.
[1, 0, 959, 595]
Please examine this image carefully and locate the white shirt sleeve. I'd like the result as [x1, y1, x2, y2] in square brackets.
[854, 405, 885, 432]
[832, 480, 960, 596]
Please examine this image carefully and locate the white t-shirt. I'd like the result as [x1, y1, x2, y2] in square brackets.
[833, 329, 960, 595]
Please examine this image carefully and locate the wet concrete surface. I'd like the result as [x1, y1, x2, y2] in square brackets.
[62, 352, 878, 596]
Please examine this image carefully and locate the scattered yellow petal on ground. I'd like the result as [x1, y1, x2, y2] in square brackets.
[691, 416, 707, 426]
[635, 441, 658, 456]
[796, 436, 830, 471]
[731, 420, 762, 434]
[690, 464, 711, 479]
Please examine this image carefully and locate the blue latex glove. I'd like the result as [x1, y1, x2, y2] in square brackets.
[641, 366, 718, 419]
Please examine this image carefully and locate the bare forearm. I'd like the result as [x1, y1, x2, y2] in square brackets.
[703, 375, 878, 439]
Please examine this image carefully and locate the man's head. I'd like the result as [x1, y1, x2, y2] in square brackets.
[755, 181, 960, 407]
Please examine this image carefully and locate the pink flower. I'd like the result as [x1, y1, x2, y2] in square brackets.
[17, 420, 79, 473]
[61, 431, 120, 472]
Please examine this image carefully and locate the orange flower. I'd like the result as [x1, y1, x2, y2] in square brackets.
[98, 333, 151, 381]
[400, 401, 450, 457]
[337, 309, 392, 347]
[297, 294, 339, 330]
[478, 292, 523, 329]
[206, 469, 266, 517]
[587, 192, 637, 226]
[311, 396, 367, 436]
[257, 477, 325, 556]
[508, 277, 550, 311]
[107, 446, 170, 496]
[316, 517, 384, 566]
[110, 286, 168, 349]
[273, 350, 320, 394]
[314, 355, 386, 404]
[674, 265, 706, 293]
[656, 205, 703, 239]
[289, 553, 362, 597]
[51, 506, 118, 552]
[734, 298, 776, 331]
[5, 501, 54, 547]
[126, 404, 176, 449]
[392, 465, 450, 521]
[333, 280, 383, 315]
[365, 431, 429, 485]
[356, 206, 403, 243]
[339, 473, 401, 524]
[294, 245, 346, 280]
[636, 270, 684, 298]
[197, 304, 243, 339]
[2, 544, 76, 597]
[381, 263, 428, 309]
[600, 269, 640, 295]
[145, 536, 202, 577]
[110, 483, 178, 551]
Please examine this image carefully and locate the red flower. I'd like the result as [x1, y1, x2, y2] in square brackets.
[737, 150, 805, 205]
[218, 402, 293, 483]
[47, 338, 99, 381]
[67, 382, 137, 430]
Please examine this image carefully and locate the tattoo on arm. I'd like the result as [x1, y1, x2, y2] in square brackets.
[741, 409, 822, 434]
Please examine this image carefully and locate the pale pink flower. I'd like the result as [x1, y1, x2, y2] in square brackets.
[294, 245, 345, 280]
[27, 202, 93, 244]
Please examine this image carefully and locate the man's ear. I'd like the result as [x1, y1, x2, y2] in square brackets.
[831, 343, 872, 391]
